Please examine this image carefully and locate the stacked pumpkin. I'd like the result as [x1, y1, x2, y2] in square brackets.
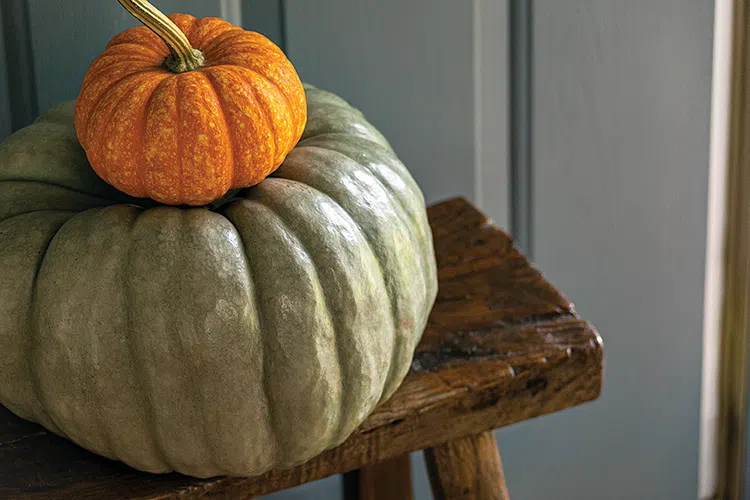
[0, 0, 437, 479]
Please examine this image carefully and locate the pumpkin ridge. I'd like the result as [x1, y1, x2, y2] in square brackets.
[300, 88, 386, 147]
[106, 25, 165, 54]
[80, 71, 162, 151]
[80, 54, 160, 86]
[174, 78, 185, 204]
[199, 29, 247, 61]
[224, 66, 295, 160]
[79, 64, 156, 103]
[292, 141, 430, 280]
[77, 216, 119, 462]
[293, 139, 420, 212]
[96, 74, 168, 200]
[223, 197, 341, 465]
[79, 207, 169, 472]
[32, 210, 141, 460]
[221, 206, 280, 468]
[301, 112, 387, 147]
[290, 136, 436, 309]
[138, 77, 167, 198]
[100, 41, 165, 60]
[26, 212, 80, 439]
[81, 58, 159, 94]
[122, 208, 170, 471]
[208, 43, 286, 67]
[202, 65, 281, 187]
[291, 142, 425, 245]
[87, 71, 154, 131]
[140, 76, 185, 204]
[201, 29, 267, 60]
[176, 213, 223, 475]
[271, 69, 302, 153]
[248, 195, 346, 456]
[82, 74, 159, 189]
[169, 13, 199, 47]
[320, 140, 435, 332]
[92, 44, 165, 72]
[0, 214, 69, 431]
[171, 72, 233, 205]
[272, 160, 409, 402]
[208, 55, 303, 136]
[0, 213, 66, 423]
[295, 99, 356, 118]
[255, 179, 388, 447]
[200, 71, 237, 188]
[301, 89, 368, 117]
[190, 17, 237, 48]
[77, 69, 155, 141]
[246, 77, 281, 174]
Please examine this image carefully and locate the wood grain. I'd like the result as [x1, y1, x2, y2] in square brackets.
[425, 431, 509, 500]
[0, 198, 603, 499]
[343, 454, 412, 500]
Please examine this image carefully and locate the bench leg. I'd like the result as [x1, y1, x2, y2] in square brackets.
[342, 454, 412, 500]
[424, 431, 510, 500]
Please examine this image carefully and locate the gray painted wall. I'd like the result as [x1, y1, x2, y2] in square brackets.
[284, 0, 478, 208]
[282, 0, 510, 230]
[498, 1, 714, 499]
[242, 0, 284, 48]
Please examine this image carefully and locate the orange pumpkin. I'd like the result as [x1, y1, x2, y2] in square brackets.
[75, 0, 307, 206]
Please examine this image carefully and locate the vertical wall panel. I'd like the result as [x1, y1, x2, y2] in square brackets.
[498, 1, 714, 499]
[475, 0, 510, 230]
[508, 0, 533, 252]
[26, 1, 222, 113]
[219, 0, 243, 27]
[0, 6, 12, 139]
[284, 0, 476, 205]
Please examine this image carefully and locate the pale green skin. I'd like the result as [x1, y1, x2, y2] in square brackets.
[0, 85, 438, 478]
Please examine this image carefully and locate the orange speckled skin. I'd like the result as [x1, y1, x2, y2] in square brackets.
[75, 14, 307, 206]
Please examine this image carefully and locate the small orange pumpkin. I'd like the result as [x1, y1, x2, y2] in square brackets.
[75, 0, 307, 206]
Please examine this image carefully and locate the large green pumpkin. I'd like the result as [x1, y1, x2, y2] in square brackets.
[0, 85, 438, 478]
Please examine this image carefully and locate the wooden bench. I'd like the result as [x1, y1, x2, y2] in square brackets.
[0, 198, 604, 499]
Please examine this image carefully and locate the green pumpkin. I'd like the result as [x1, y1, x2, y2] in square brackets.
[0, 85, 438, 478]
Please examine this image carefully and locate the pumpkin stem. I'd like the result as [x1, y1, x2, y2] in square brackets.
[118, 0, 205, 73]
